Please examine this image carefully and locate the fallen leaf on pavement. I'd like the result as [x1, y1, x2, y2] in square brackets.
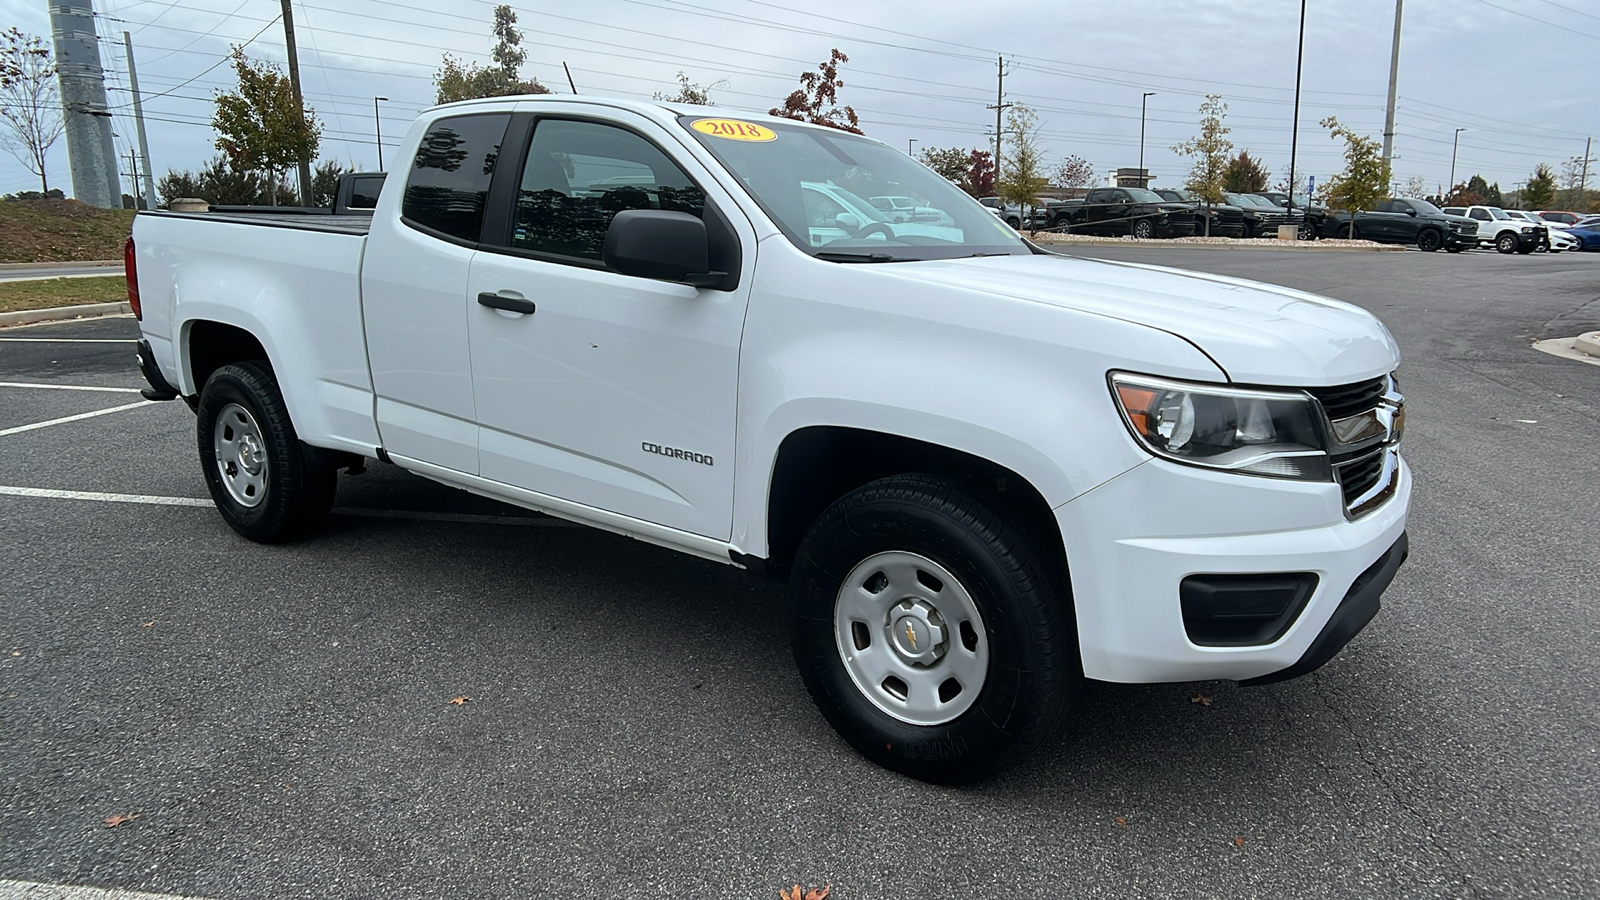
[1114, 816, 1128, 827]
[449, 696, 470, 705]
[103, 813, 140, 828]
[1232, 836, 1245, 848]
[141, 622, 155, 628]
[780, 887, 829, 900]
[1190, 693, 1212, 706]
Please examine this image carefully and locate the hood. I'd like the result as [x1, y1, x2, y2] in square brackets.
[1439, 213, 1477, 226]
[880, 253, 1399, 386]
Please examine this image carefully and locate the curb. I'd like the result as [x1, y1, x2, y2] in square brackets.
[0, 301, 132, 328]
[1030, 237, 1405, 252]
[1576, 331, 1600, 358]
[0, 260, 120, 271]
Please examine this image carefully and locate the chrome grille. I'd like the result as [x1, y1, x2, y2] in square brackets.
[1334, 449, 1385, 506]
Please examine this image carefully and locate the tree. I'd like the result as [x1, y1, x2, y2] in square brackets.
[434, 5, 550, 104]
[1172, 94, 1232, 234]
[1050, 154, 1095, 190]
[1559, 153, 1593, 210]
[1396, 175, 1428, 199]
[653, 71, 723, 106]
[1318, 116, 1390, 221]
[0, 28, 65, 195]
[919, 146, 971, 186]
[1442, 181, 1482, 207]
[1521, 164, 1556, 210]
[770, 48, 862, 134]
[158, 153, 290, 206]
[996, 104, 1047, 227]
[310, 159, 350, 207]
[966, 149, 995, 197]
[1221, 150, 1270, 194]
[213, 48, 321, 206]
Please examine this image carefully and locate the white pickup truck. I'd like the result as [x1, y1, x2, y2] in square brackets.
[128, 97, 1410, 782]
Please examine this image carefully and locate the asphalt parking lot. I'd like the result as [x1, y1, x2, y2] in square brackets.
[2, 247, 1598, 899]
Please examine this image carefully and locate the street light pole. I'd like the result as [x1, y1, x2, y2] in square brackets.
[1449, 127, 1465, 196]
[1139, 92, 1156, 185]
[1287, 0, 1306, 230]
[374, 97, 389, 170]
[908, 138, 917, 158]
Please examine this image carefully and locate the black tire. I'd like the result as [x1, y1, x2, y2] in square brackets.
[1516, 241, 1535, 255]
[1338, 223, 1356, 240]
[196, 361, 336, 543]
[1005, 216, 1021, 229]
[1495, 232, 1518, 254]
[1446, 246, 1463, 253]
[1131, 218, 1155, 239]
[1416, 229, 1443, 252]
[789, 474, 1075, 783]
[1297, 220, 1318, 241]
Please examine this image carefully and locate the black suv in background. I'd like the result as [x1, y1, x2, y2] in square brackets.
[1152, 189, 1246, 237]
[1052, 187, 1198, 238]
[1253, 191, 1325, 240]
[1324, 197, 1478, 251]
[1225, 192, 1300, 238]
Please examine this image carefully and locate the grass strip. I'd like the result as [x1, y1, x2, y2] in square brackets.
[0, 276, 126, 313]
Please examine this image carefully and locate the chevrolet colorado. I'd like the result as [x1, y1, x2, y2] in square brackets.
[128, 97, 1410, 782]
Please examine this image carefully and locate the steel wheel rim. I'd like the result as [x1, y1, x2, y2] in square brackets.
[833, 551, 990, 726]
[213, 402, 268, 508]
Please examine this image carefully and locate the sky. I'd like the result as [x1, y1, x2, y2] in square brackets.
[3, 0, 1599, 202]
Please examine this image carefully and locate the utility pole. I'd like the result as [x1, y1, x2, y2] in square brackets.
[1449, 127, 1465, 195]
[1582, 136, 1593, 209]
[280, 0, 314, 206]
[49, 0, 120, 208]
[907, 138, 917, 157]
[1287, 0, 1307, 225]
[374, 96, 388, 170]
[1139, 92, 1155, 186]
[1382, 0, 1403, 163]
[122, 31, 157, 211]
[985, 56, 1012, 195]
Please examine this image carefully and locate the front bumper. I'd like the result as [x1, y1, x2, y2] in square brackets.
[1055, 452, 1411, 684]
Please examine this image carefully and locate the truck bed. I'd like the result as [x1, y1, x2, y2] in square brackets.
[143, 209, 373, 236]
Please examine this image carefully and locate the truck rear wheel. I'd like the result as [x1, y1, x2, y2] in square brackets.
[196, 361, 336, 543]
[789, 474, 1075, 783]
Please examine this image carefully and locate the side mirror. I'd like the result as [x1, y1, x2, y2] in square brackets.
[834, 212, 862, 231]
[603, 210, 711, 283]
[1404, 208, 1417, 217]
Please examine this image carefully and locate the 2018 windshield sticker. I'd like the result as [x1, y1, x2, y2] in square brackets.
[691, 118, 776, 142]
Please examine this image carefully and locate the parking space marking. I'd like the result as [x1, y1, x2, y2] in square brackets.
[0, 338, 136, 343]
[0, 484, 581, 527]
[0, 381, 144, 393]
[0, 401, 155, 437]
[0, 879, 221, 900]
[0, 486, 211, 507]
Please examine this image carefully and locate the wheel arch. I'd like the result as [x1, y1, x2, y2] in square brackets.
[760, 425, 1070, 593]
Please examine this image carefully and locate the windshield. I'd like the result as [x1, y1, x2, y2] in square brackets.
[1226, 193, 1265, 208]
[682, 116, 1026, 260]
[1408, 198, 1445, 216]
[1124, 188, 1165, 203]
[1488, 208, 1511, 220]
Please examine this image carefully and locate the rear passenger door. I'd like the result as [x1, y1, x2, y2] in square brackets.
[464, 109, 754, 540]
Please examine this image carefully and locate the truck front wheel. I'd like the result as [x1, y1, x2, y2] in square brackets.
[196, 361, 336, 543]
[789, 474, 1075, 783]
[1132, 218, 1155, 239]
[1495, 232, 1518, 254]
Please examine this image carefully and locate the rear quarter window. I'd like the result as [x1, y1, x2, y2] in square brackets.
[401, 113, 512, 243]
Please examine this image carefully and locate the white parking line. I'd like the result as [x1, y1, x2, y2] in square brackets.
[0, 381, 144, 393]
[0, 484, 580, 527]
[0, 879, 220, 900]
[0, 338, 136, 343]
[0, 401, 155, 437]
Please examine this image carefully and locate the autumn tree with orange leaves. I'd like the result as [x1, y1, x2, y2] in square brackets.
[770, 49, 862, 134]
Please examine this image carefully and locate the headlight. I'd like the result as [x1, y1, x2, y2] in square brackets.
[1109, 373, 1330, 480]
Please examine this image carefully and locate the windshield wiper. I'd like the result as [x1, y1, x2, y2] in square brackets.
[814, 251, 912, 263]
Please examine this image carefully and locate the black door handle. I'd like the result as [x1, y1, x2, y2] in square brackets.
[477, 292, 536, 314]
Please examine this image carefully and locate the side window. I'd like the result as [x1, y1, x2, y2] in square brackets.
[1380, 200, 1401, 213]
[348, 175, 384, 209]
[507, 119, 705, 261]
[401, 114, 510, 243]
[1469, 208, 1490, 221]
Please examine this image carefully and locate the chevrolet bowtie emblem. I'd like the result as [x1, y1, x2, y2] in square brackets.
[905, 622, 917, 650]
